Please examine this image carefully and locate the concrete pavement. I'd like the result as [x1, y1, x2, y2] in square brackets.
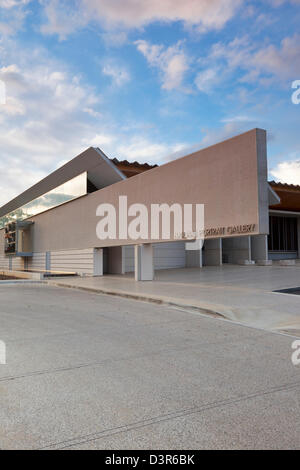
[49, 265, 300, 336]
[0, 283, 299, 449]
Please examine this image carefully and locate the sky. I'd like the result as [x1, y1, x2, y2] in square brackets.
[0, 0, 300, 206]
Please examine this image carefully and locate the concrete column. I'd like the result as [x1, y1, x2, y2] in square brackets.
[93, 248, 103, 276]
[17, 230, 23, 252]
[251, 235, 268, 262]
[251, 235, 272, 266]
[222, 236, 252, 264]
[135, 244, 154, 281]
[185, 248, 203, 268]
[204, 238, 222, 266]
[45, 251, 51, 271]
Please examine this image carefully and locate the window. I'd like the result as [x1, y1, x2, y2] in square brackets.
[268, 216, 298, 252]
[0, 172, 87, 229]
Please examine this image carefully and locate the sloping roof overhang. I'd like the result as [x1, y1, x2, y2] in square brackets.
[269, 181, 300, 212]
[0, 147, 126, 218]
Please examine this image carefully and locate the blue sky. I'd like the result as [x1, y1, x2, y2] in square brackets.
[0, 0, 300, 205]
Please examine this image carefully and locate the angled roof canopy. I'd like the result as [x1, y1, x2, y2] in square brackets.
[269, 181, 300, 212]
[0, 147, 126, 218]
[268, 184, 281, 206]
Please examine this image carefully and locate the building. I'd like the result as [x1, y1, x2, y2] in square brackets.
[268, 181, 300, 260]
[0, 128, 299, 280]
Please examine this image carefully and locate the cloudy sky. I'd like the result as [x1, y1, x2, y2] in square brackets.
[0, 0, 300, 206]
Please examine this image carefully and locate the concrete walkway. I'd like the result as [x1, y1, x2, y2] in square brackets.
[49, 265, 300, 336]
[0, 284, 299, 449]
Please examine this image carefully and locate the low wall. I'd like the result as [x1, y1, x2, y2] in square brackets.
[0, 270, 43, 280]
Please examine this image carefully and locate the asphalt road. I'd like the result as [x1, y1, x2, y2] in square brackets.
[0, 284, 299, 449]
[49, 265, 300, 336]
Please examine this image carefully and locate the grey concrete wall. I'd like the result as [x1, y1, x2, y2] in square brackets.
[124, 241, 186, 272]
[28, 252, 46, 271]
[204, 238, 222, 266]
[251, 235, 268, 261]
[186, 249, 202, 268]
[223, 236, 251, 264]
[135, 244, 154, 281]
[26, 248, 95, 275]
[153, 242, 186, 270]
[0, 254, 9, 270]
[50, 248, 94, 275]
[93, 248, 103, 276]
[256, 129, 269, 235]
[11, 256, 24, 271]
[124, 246, 134, 273]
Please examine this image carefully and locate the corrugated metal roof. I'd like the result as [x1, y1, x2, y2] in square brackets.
[269, 181, 300, 212]
[269, 181, 300, 191]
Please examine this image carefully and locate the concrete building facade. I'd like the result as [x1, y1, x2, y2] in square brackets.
[0, 128, 299, 280]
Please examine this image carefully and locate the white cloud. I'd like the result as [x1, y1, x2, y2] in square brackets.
[101, 30, 128, 47]
[195, 67, 219, 93]
[0, 0, 30, 8]
[0, 0, 32, 38]
[268, 0, 300, 6]
[196, 33, 300, 94]
[201, 121, 253, 147]
[0, 45, 106, 205]
[116, 137, 185, 164]
[0, 41, 187, 205]
[102, 63, 130, 87]
[0, 2, 28, 35]
[135, 40, 189, 91]
[270, 160, 300, 185]
[0, 95, 25, 115]
[40, 0, 242, 37]
[221, 115, 256, 123]
[144, 122, 256, 162]
[40, 0, 90, 40]
[88, 133, 115, 147]
[0, 160, 45, 206]
[83, 107, 102, 118]
[252, 34, 300, 80]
